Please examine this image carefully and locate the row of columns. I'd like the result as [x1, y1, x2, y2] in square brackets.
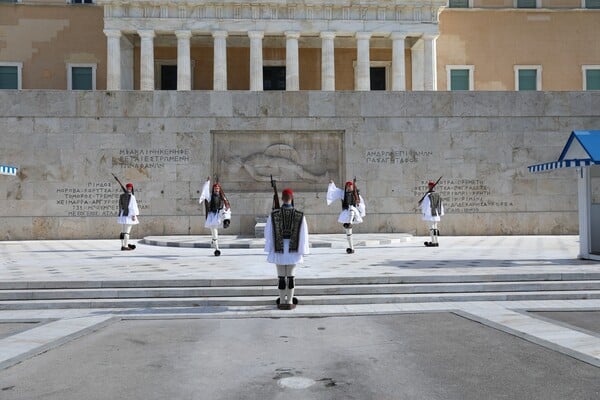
[104, 29, 438, 91]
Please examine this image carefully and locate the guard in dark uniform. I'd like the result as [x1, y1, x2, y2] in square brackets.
[264, 188, 309, 310]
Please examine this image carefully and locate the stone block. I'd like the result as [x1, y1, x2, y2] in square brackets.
[308, 92, 336, 117]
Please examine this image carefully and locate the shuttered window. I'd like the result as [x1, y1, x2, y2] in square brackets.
[586, 0, 600, 9]
[586, 70, 600, 90]
[0, 66, 18, 89]
[71, 67, 93, 90]
[518, 69, 538, 91]
[449, 0, 469, 8]
[517, 0, 537, 8]
[68, 64, 96, 90]
[450, 69, 470, 90]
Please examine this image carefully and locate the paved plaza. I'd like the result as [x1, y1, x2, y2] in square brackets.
[0, 234, 599, 399]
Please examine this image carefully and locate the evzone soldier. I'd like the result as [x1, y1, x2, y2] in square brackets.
[199, 176, 231, 256]
[117, 182, 140, 251]
[264, 187, 309, 310]
[326, 179, 366, 254]
[419, 180, 444, 247]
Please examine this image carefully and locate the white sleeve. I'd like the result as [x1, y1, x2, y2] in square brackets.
[264, 214, 273, 254]
[326, 182, 343, 205]
[298, 217, 310, 255]
[357, 195, 366, 217]
[130, 195, 140, 216]
[421, 195, 431, 218]
[199, 180, 211, 204]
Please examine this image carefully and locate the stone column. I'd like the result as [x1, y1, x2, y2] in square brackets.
[355, 32, 371, 91]
[248, 31, 264, 91]
[320, 31, 335, 91]
[285, 31, 300, 91]
[175, 30, 192, 91]
[391, 32, 407, 91]
[138, 30, 155, 91]
[213, 31, 228, 91]
[423, 34, 438, 91]
[104, 29, 122, 90]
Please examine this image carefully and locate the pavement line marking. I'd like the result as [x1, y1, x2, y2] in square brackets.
[0, 315, 115, 370]
[457, 304, 600, 368]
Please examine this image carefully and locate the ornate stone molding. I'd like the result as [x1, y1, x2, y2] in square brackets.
[98, 1, 446, 24]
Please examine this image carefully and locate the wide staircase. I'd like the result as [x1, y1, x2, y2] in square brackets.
[1, 272, 600, 310]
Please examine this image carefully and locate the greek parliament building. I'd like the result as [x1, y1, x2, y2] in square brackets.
[0, 1, 599, 240]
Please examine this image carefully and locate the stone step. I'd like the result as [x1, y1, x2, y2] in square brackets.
[2, 280, 600, 300]
[2, 272, 600, 290]
[1, 290, 600, 310]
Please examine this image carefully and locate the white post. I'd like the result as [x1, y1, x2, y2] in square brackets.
[213, 31, 228, 91]
[104, 29, 122, 90]
[578, 167, 591, 259]
[320, 31, 335, 91]
[138, 30, 155, 91]
[391, 32, 407, 91]
[355, 32, 371, 91]
[285, 31, 300, 91]
[423, 33, 438, 91]
[248, 31, 264, 91]
[175, 30, 192, 91]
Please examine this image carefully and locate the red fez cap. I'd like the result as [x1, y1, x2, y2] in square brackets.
[428, 181, 436, 187]
[345, 181, 354, 187]
[282, 188, 294, 197]
[126, 183, 134, 189]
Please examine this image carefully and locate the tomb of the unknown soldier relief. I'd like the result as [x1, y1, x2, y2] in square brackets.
[0, 0, 599, 240]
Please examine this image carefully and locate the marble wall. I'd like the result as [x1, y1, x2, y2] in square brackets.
[0, 90, 598, 240]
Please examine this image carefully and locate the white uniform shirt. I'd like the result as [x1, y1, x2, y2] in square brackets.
[199, 180, 232, 228]
[421, 192, 444, 222]
[117, 194, 140, 225]
[326, 182, 366, 224]
[264, 209, 310, 265]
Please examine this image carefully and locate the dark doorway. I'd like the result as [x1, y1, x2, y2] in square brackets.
[263, 66, 286, 90]
[161, 65, 177, 90]
[370, 67, 386, 90]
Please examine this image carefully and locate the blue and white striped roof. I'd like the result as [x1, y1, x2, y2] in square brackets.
[0, 165, 18, 176]
[528, 130, 600, 173]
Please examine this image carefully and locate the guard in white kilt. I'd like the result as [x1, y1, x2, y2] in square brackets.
[264, 188, 309, 310]
[118, 182, 140, 251]
[326, 180, 366, 254]
[420, 181, 444, 247]
[199, 177, 231, 256]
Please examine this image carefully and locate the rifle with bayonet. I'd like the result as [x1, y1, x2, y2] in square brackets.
[112, 173, 133, 195]
[352, 176, 360, 205]
[214, 174, 230, 209]
[417, 176, 442, 206]
[271, 174, 280, 210]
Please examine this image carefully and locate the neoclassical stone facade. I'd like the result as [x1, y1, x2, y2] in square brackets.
[98, 0, 444, 91]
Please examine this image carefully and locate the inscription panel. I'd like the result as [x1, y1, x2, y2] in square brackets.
[113, 149, 190, 170]
[55, 182, 149, 217]
[412, 179, 513, 214]
[366, 148, 433, 165]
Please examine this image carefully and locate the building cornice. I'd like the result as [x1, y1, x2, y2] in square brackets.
[97, 1, 446, 25]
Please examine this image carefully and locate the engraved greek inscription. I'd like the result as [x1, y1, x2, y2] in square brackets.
[366, 149, 433, 164]
[114, 148, 190, 170]
[56, 183, 149, 217]
[412, 179, 513, 214]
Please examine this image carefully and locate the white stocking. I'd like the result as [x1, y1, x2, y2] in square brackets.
[345, 227, 354, 249]
[211, 228, 219, 250]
